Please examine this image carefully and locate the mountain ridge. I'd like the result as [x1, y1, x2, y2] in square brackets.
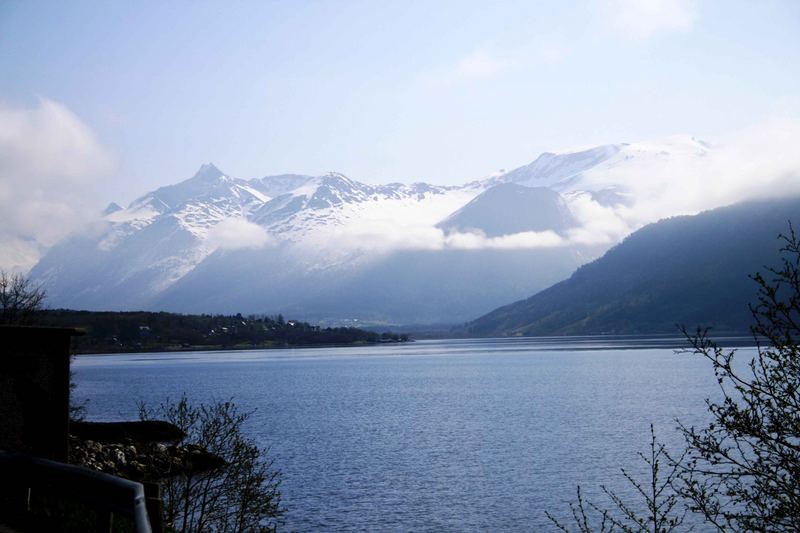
[29, 135, 728, 324]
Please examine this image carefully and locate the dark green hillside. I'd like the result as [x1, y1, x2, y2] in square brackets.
[465, 196, 800, 336]
[33, 309, 407, 354]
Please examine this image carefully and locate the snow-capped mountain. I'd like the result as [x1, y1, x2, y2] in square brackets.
[29, 135, 715, 324]
[496, 136, 710, 193]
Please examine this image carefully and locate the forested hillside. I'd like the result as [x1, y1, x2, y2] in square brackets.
[465, 196, 800, 336]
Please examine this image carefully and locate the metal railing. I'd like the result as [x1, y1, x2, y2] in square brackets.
[0, 451, 158, 533]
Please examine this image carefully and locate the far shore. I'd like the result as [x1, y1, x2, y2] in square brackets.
[73, 338, 413, 356]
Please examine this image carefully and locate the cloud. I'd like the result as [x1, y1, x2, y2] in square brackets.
[565, 193, 633, 245]
[302, 219, 567, 257]
[313, 118, 800, 258]
[601, 0, 699, 40]
[560, 119, 800, 245]
[629, 123, 800, 219]
[0, 98, 113, 272]
[206, 218, 274, 250]
[444, 230, 566, 250]
[303, 117, 800, 257]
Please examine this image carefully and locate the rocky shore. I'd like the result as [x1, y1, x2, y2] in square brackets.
[68, 421, 224, 482]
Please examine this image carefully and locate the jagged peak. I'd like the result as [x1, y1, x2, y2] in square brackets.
[191, 162, 227, 182]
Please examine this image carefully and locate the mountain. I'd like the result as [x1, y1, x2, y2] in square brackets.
[30, 135, 718, 324]
[496, 144, 622, 190]
[437, 184, 575, 237]
[486, 135, 710, 203]
[464, 196, 800, 336]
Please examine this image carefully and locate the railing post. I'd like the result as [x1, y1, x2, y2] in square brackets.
[143, 482, 163, 533]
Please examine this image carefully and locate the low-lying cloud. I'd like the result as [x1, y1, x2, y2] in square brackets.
[564, 194, 634, 246]
[6, 97, 799, 274]
[443, 230, 566, 250]
[0, 98, 113, 272]
[303, 221, 567, 257]
[206, 218, 274, 251]
[600, 120, 800, 239]
[303, 118, 800, 257]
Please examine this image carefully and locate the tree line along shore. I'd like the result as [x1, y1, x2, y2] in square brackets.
[33, 309, 409, 354]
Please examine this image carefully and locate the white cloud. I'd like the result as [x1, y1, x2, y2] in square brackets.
[601, 0, 699, 40]
[0, 98, 112, 181]
[302, 220, 567, 257]
[300, 118, 800, 258]
[444, 230, 566, 250]
[629, 122, 800, 219]
[559, 119, 800, 246]
[565, 193, 633, 245]
[206, 218, 274, 250]
[0, 237, 42, 274]
[0, 98, 113, 272]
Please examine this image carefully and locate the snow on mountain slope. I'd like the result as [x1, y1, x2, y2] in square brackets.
[31, 164, 270, 307]
[30, 163, 486, 310]
[497, 144, 621, 190]
[497, 135, 710, 196]
[255, 174, 481, 245]
[565, 135, 710, 194]
[252, 173, 315, 198]
[30, 135, 719, 322]
[479, 134, 716, 248]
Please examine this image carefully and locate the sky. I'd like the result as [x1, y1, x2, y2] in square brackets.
[1, 0, 799, 270]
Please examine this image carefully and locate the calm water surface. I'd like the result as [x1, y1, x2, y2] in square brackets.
[73, 337, 746, 531]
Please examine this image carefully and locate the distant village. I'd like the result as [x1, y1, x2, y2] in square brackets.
[35, 309, 408, 354]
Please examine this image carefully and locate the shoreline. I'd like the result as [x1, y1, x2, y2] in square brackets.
[72, 338, 413, 356]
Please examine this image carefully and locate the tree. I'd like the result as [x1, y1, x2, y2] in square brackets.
[547, 224, 800, 531]
[676, 224, 800, 531]
[545, 425, 687, 533]
[138, 396, 285, 532]
[0, 270, 46, 325]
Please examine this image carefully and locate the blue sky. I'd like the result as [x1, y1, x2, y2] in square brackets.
[1, 0, 799, 205]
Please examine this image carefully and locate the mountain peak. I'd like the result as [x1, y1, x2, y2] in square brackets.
[192, 163, 226, 181]
[498, 144, 621, 189]
[317, 172, 360, 192]
[438, 183, 574, 237]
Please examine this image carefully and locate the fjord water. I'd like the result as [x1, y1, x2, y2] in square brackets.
[73, 338, 741, 531]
